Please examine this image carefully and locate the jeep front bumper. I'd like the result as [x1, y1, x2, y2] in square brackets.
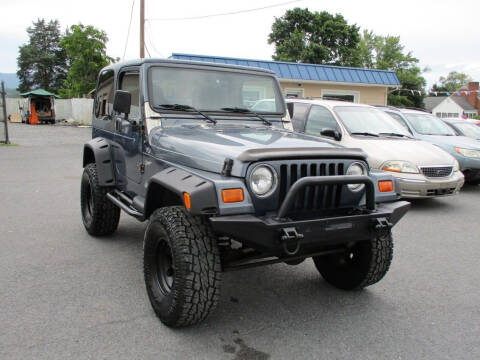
[210, 175, 410, 254]
[210, 201, 409, 253]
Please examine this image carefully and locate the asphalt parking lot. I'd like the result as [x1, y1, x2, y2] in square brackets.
[1, 123, 480, 360]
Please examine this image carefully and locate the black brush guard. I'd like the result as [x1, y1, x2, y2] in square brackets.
[210, 175, 410, 256]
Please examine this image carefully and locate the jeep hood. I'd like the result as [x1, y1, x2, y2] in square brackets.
[149, 125, 364, 176]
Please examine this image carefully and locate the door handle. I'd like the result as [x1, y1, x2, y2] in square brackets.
[114, 116, 123, 131]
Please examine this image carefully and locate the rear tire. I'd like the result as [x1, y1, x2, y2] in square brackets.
[313, 232, 393, 290]
[143, 206, 221, 327]
[80, 163, 120, 236]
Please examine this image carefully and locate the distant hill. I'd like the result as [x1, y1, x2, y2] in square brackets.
[0, 73, 19, 90]
[0, 73, 20, 97]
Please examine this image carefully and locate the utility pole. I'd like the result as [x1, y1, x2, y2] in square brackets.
[140, 0, 145, 58]
[1, 81, 10, 144]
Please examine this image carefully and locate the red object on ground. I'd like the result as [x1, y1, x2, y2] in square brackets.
[29, 103, 38, 125]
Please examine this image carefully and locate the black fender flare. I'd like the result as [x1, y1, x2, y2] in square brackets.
[83, 137, 116, 186]
[145, 167, 218, 217]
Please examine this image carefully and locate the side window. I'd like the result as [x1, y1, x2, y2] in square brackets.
[119, 72, 140, 119]
[387, 112, 412, 134]
[289, 102, 310, 132]
[305, 105, 339, 136]
[95, 70, 114, 118]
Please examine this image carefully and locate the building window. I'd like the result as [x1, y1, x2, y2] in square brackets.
[439, 112, 461, 118]
[321, 89, 359, 103]
[285, 88, 304, 98]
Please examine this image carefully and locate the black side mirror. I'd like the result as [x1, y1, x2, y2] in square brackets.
[320, 129, 342, 141]
[113, 90, 131, 115]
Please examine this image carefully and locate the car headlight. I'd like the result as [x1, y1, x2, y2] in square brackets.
[455, 147, 480, 158]
[346, 162, 367, 191]
[453, 159, 460, 172]
[381, 160, 419, 174]
[250, 165, 277, 196]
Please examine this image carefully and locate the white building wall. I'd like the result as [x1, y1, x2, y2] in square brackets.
[5, 97, 27, 117]
[55, 98, 93, 125]
[54, 99, 72, 120]
[433, 97, 476, 118]
[4, 97, 94, 125]
[70, 98, 93, 125]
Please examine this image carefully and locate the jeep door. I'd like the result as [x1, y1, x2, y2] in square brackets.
[113, 68, 143, 185]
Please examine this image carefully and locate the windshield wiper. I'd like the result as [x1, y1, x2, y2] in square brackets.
[379, 132, 412, 138]
[220, 107, 272, 126]
[350, 132, 379, 137]
[154, 104, 216, 124]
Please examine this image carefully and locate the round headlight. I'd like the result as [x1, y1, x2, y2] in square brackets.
[250, 165, 277, 196]
[346, 162, 366, 191]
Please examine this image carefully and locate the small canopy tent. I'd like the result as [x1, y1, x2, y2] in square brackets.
[20, 89, 60, 125]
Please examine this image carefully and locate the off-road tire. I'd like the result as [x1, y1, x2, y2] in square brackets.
[80, 163, 120, 236]
[313, 232, 393, 290]
[143, 206, 221, 327]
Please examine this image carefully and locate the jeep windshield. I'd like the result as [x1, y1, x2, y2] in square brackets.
[148, 67, 284, 118]
[334, 106, 411, 138]
[405, 113, 456, 136]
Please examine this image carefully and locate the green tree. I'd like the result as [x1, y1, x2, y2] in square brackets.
[432, 71, 472, 93]
[357, 30, 426, 107]
[60, 24, 115, 97]
[388, 67, 426, 108]
[356, 30, 377, 69]
[268, 8, 361, 66]
[16, 19, 67, 93]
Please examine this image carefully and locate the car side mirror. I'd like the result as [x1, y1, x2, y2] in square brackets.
[320, 129, 342, 141]
[113, 90, 131, 116]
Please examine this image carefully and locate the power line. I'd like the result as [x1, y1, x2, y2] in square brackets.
[146, 0, 304, 21]
[144, 20, 163, 57]
[144, 42, 152, 58]
[123, 0, 136, 60]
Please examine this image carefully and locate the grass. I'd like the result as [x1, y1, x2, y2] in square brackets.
[0, 142, 19, 146]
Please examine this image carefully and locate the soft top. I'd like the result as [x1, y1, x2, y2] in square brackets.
[100, 58, 276, 76]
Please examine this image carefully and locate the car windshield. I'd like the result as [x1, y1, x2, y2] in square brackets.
[451, 122, 480, 138]
[405, 113, 456, 135]
[148, 67, 284, 114]
[334, 106, 410, 136]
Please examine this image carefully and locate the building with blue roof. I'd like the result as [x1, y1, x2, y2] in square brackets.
[170, 53, 400, 106]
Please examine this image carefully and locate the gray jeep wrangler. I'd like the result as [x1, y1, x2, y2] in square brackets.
[81, 59, 409, 327]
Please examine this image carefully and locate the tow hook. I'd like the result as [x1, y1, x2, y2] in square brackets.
[372, 217, 392, 237]
[280, 227, 304, 256]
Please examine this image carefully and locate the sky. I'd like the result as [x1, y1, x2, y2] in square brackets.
[1, 0, 479, 89]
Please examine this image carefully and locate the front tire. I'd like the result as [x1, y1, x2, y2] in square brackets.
[313, 232, 393, 290]
[143, 206, 222, 327]
[80, 163, 120, 236]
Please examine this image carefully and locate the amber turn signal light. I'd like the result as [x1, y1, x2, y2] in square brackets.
[221, 188, 244, 203]
[183, 192, 191, 210]
[378, 180, 394, 192]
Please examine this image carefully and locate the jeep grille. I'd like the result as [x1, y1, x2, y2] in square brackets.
[278, 162, 345, 211]
[247, 159, 366, 216]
